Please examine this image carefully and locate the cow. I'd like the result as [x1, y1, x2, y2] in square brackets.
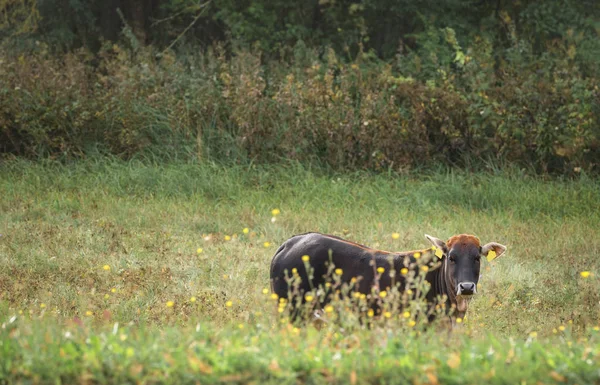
[269, 232, 506, 324]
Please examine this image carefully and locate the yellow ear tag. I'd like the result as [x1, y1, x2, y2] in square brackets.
[434, 248, 444, 259]
[486, 250, 497, 262]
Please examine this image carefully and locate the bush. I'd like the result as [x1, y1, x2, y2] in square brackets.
[0, 36, 598, 174]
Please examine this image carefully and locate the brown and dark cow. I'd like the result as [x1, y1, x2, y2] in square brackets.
[269, 232, 506, 323]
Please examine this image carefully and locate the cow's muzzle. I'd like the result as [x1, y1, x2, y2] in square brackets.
[457, 282, 476, 296]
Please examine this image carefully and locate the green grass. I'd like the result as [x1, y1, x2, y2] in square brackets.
[1, 159, 600, 383]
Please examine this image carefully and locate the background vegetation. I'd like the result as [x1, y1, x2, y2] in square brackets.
[1, 0, 599, 174]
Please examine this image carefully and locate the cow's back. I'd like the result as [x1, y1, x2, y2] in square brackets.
[270, 232, 391, 300]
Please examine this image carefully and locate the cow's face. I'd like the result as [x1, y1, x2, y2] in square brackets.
[425, 234, 506, 307]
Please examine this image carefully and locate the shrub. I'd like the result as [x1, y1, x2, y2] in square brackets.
[0, 38, 598, 174]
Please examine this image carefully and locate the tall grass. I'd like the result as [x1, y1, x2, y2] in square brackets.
[1, 159, 599, 382]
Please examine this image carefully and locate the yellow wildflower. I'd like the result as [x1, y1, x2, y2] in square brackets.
[85, 310, 93, 317]
[379, 291, 387, 298]
[196, 248, 203, 254]
[558, 325, 566, 331]
[408, 320, 416, 327]
[305, 294, 314, 302]
[302, 255, 310, 262]
[335, 268, 343, 275]
[40, 303, 46, 309]
[593, 326, 600, 331]
[102, 265, 110, 271]
[190, 296, 196, 302]
[367, 309, 374, 317]
[238, 324, 244, 329]
[392, 233, 400, 240]
[447, 353, 461, 369]
[224, 235, 231, 241]
[580, 271, 592, 278]
[271, 208, 281, 216]
[414, 252, 421, 259]
[456, 317, 463, 323]
[243, 228, 249, 234]
[262, 288, 269, 295]
[270, 293, 279, 300]
[111, 288, 117, 293]
[166, 301, 174, 307]
[421, 265, 429, 272]
[403, 311, 410, 319]
[225, 300, 233, 307]
[384, 311, 391, 318]
[292, 268, 298, 275]
[529, 331, 537, 338]
[104, 294, 110, 299]
[401, 268, 408, 275]
[325, 305, 334, 313]
[377, 267, 385, 274]
[264, 242, 271, 248]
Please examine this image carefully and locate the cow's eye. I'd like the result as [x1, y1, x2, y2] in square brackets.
[449, 256, 456, 263]
[475, 256, 481, 262]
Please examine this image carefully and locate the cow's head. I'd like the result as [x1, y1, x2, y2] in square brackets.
[425, 234, 507, 312]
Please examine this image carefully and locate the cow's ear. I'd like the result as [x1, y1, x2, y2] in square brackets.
[481, 242, 507, 262]
[425, 234, 447, 253]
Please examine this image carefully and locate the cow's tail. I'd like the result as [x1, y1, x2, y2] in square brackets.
[270, 241, 288, 293]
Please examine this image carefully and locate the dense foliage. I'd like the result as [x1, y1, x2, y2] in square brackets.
[1, 0, 599, 174]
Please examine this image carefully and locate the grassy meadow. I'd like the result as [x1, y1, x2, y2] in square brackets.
[1, 159, 600, 384]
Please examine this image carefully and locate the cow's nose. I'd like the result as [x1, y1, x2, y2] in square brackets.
[458, 282, 476, 295]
